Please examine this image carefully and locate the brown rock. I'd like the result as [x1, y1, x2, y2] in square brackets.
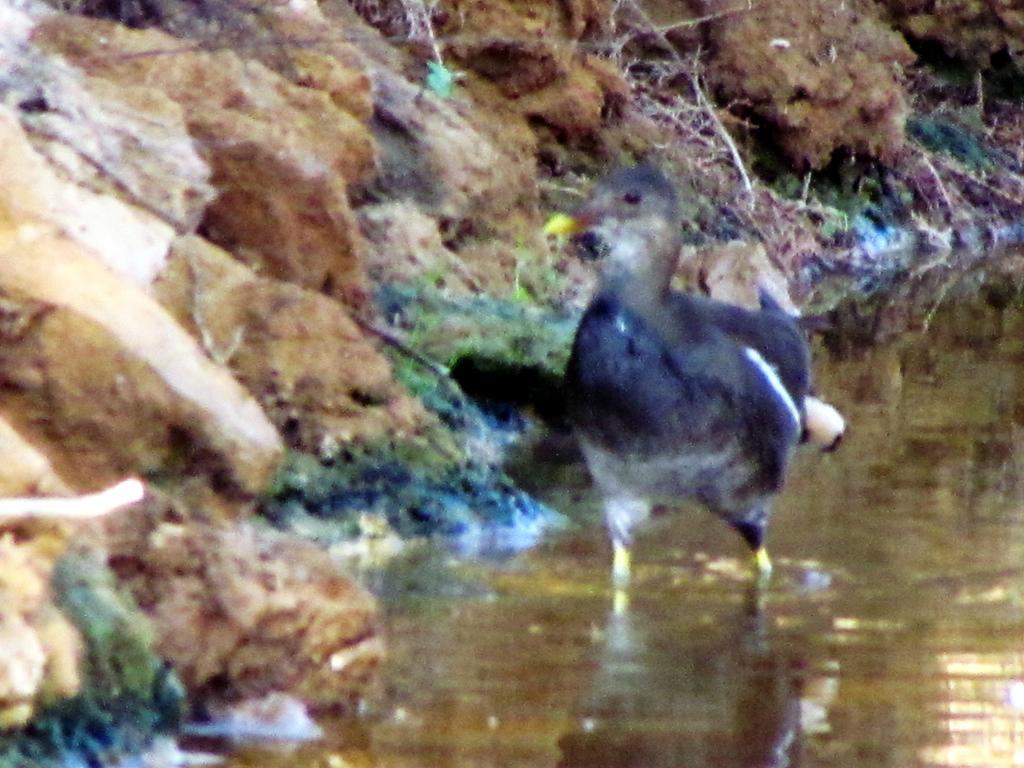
[0, 417, 72, 499]
[0, 225, 282, 499]
[101, 497, 383, 709]
[703, 0, 915, 169]
[256, 5, 376, 124]
[0, 80, 199, 288]
[7, 16, 213, 238]
[368, 59, 538, 235]
[0, 612, 46, 729]
[34, 15, 377, 306]
[0, 534, 83, 729]
[356, 47, 556, 292]
[357, 201, 480, 293]
[439, 0, 627, 143]
[155, 235, 427, 452]
[880, 0, 1024, 66]
[677, 241, 799, 313]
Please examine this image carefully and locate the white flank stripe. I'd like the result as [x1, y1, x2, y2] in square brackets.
[743, 347, 801, 430]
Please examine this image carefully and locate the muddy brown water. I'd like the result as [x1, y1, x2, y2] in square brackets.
[222, 290, 1024, 768]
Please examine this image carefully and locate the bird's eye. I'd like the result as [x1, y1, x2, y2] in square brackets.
[623, 190, 642, 205]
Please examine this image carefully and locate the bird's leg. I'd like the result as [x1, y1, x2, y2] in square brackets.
[603, 496, 650, 589]
[730, 517, 772, 580]
[754, 547, 773, 578]
[611, 540, 632, 615]
[612, 539, 632, 586]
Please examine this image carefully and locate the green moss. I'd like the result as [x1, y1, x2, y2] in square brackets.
[264, 281, 574, 549]
[263, 442, 564, 548]
[377, 281, 579, 425]
[907, 115, 995, 172]
[388, 354, 486, 444]
[0, 554, 183, 768]
[377, 282, 576, 378]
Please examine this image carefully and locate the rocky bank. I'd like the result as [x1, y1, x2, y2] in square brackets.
[0, 0, 1022, 762]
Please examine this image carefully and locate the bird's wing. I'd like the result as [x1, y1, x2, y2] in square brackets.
[670, 293, 812, 408]
[733, 346, 803, 490]
[661, 294, 805, 489]
[566, 298, 762, 458]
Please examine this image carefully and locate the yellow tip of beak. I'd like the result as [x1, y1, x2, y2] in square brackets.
[754, 547, 773, 576]
[543, 212, 582, 237]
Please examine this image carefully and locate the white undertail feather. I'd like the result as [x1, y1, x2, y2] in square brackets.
[742, 347, 801, 430]
[804, 395, 846, 450]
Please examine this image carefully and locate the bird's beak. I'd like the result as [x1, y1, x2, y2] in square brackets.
[543, 212, 585, 237]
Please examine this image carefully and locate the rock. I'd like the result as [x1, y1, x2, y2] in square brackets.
[881, 0, 1024, 67]
[244, 0, 376, 124]
[351, 43, 575, 298]
[0, 417, 72, 498]
[365, 56, 538, 237]
[376, 282, 576, 387]
[0, 613, 46, 729]
[0, 536, 180, 756]
[33, 0, 565, 303]
[677, 241, 799, 313]
[0, 14, 283, 500]
[34, 14, 377, 306]
[0, 535, 83, 730]
[192, 692, 323, 741]
[14, 56, 213, 236]
[700, 0, 915, 169]
[439, 0, 627, 142]
[50, 550, 184, 740]
[99, 496, 383, 709]
[329, 5, 572, 295]
[0, 36, 209, 287]
[358, 201, 479, 294]
[0, 225, 283, 500]
[155, 235, 427, 453]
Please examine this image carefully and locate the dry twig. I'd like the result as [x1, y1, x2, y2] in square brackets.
[0, 478, 145, 521]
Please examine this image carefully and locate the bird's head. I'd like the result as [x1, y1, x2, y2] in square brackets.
[545, 165, 682, 296]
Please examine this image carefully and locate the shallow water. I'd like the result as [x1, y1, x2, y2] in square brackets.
[223, 289, 1024, 768]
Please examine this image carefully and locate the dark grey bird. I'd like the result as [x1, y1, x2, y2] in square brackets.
[546, 165, 811, 584]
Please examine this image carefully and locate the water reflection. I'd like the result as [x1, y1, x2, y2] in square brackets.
[220, 283, 1024, 768]
[923, 652, 1024, 766]
[558, 586, 804, 768]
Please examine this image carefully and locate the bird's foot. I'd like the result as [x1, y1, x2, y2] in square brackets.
[753, 547, 773, 581]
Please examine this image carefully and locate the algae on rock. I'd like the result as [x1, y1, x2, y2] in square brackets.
[376, 283, 577, 399]
[0, 552, 181, 768]
[263, 280, 577, 550]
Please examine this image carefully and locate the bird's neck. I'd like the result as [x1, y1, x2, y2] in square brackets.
[599, 235, 679, 318]
[604, 274, 669, 320]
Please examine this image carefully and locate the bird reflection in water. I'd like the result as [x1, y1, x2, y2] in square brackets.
[558, 584, 811, 768]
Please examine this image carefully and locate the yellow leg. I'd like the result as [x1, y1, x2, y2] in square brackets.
[612, 540, 632, 586]
[611, 541, 632, 614]
[612, 587, 630, 615]
[753, 546, 773, 578]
